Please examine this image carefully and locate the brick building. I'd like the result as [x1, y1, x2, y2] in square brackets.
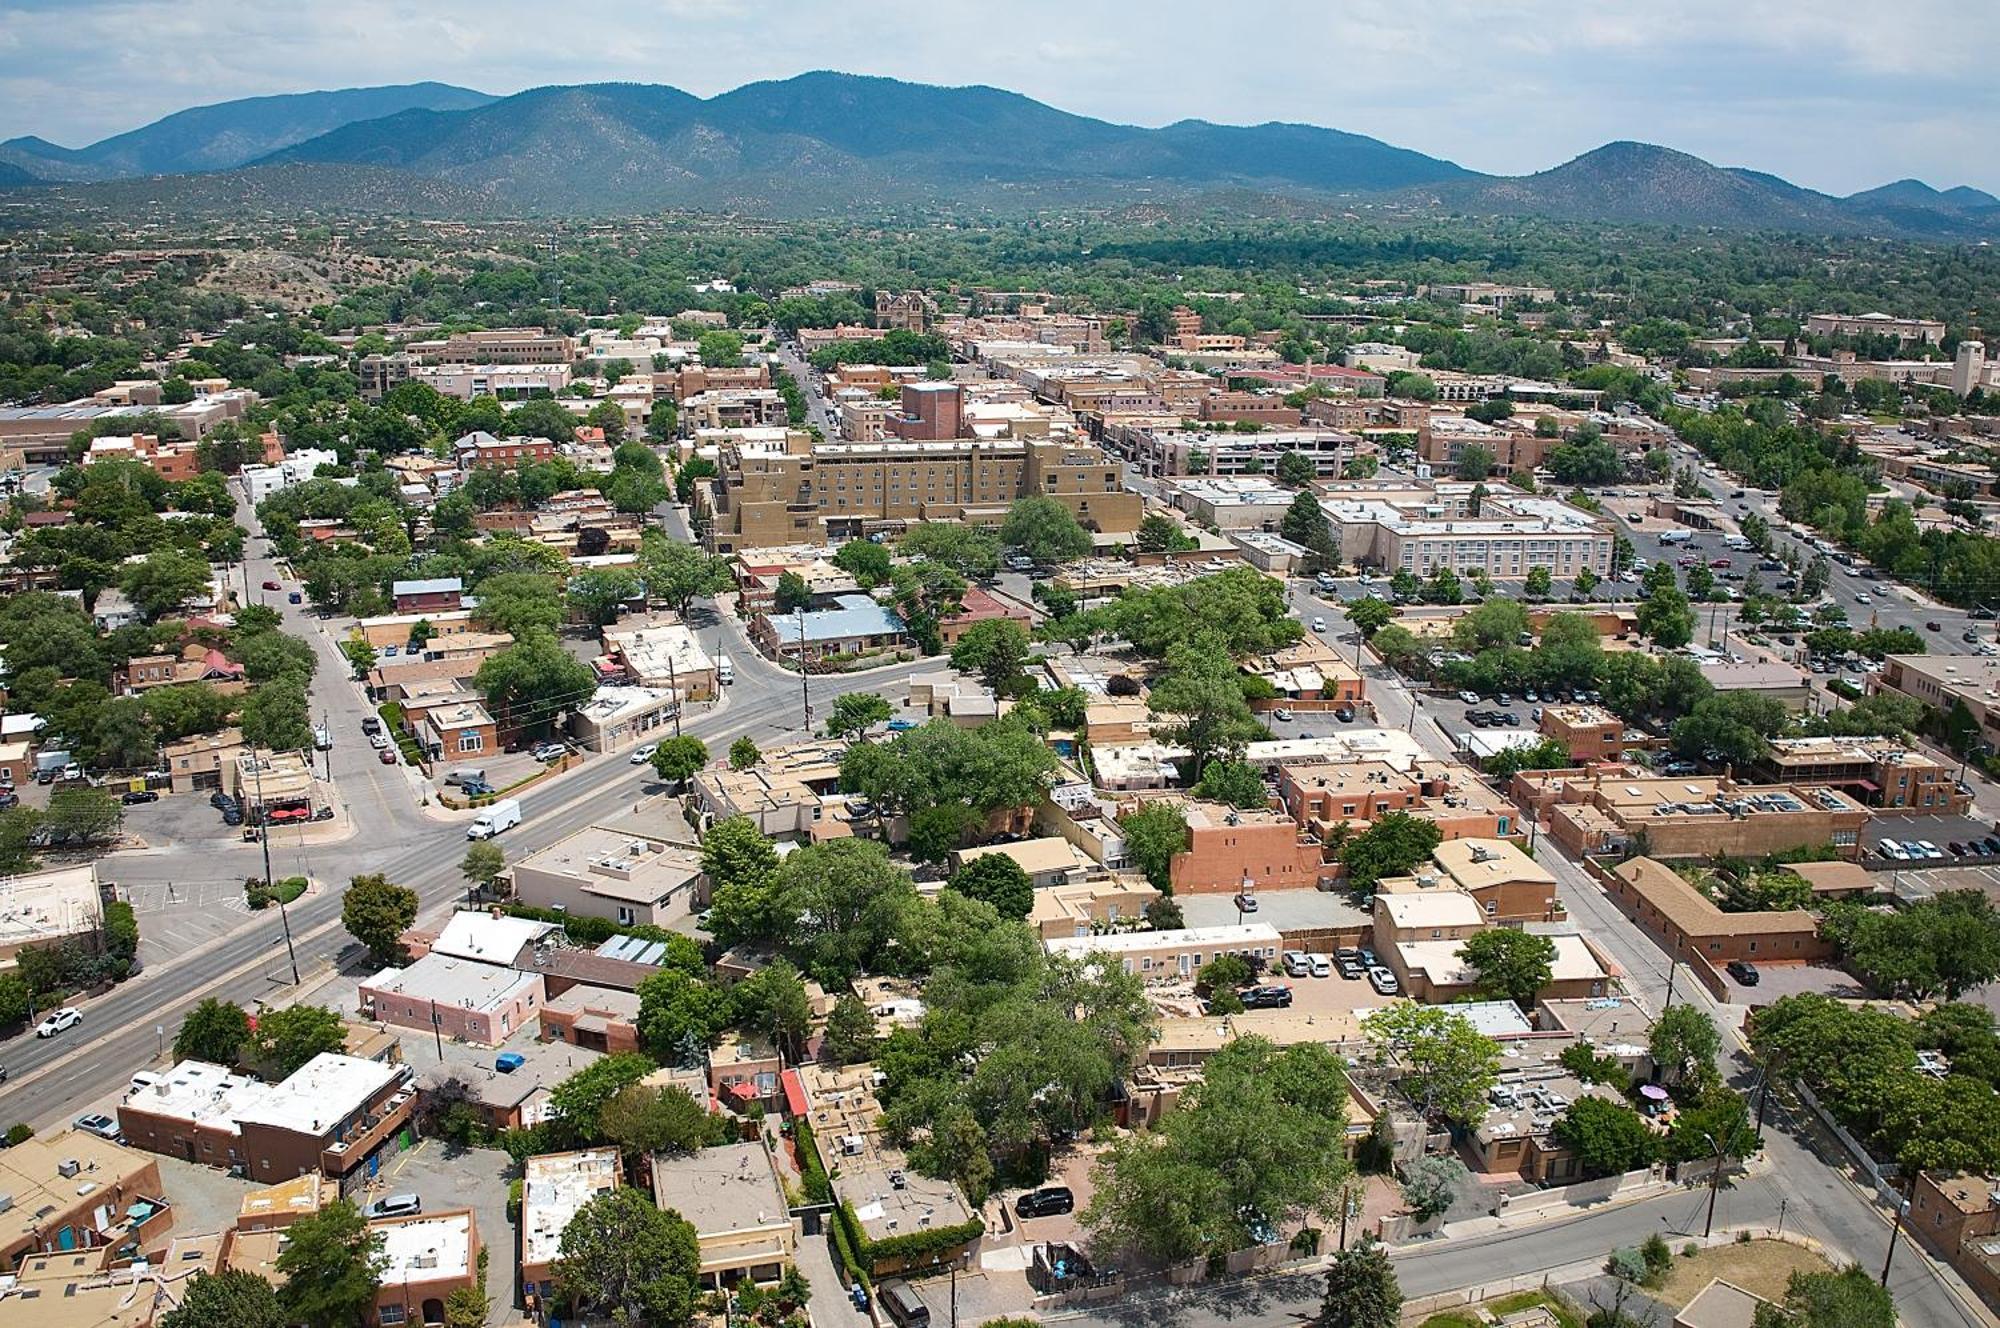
[1602, 856, 1831, 967]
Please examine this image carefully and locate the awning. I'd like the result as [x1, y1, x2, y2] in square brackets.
[781, 1068, 808, 1118]
[726, 1080, 758, 1102]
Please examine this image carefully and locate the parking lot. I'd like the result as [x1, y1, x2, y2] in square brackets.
[1864, 813, 2000, 863]
[1717, 960, 1869, 1006]
[375, 1136, 520, 1320]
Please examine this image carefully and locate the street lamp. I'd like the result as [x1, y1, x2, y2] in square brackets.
[1701, 1130, 1726, 1238]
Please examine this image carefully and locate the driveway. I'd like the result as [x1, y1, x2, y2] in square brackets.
[378, 1136, 521, 1324]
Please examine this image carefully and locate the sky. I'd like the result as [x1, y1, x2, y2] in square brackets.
[3, 0, 1996, 195]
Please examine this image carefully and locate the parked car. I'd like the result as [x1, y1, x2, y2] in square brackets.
[0, 790, 15, 811]
[1308, 954, 1332, 979]
[1334, 706, 1356, 723]
[1916, 840, 1945, 859]
[35, 1007, 81, 1037]
[1457, 691, 1480, 705]
[222, 806, 242, 825]
[1272, 707, 1295, 722]
[1927, 621, 1943, 632]
[532, 742, 567, 762]
[1877, 839, 1906, 861]
[365, 1194, 422, 1220]
[1985, 837, 2000, 855]
[261, 580, 280, 591]
[1237, 985, 1293, 1010]
[1335, 954, 1365, 980]
[368, 732, 390, 751]
[1365, 967, 1400, 996]
[1282, 950, 1310, 977]
[1232, 893, 1259, 913]
[287, 591, 302, 604]
[74, 1113, 120, 1141]
[120, 789, 159, 805]
[1016, 1187, 1075, 1219]
[886, 719, 918, 732]
[361, 716, 382, 736]
[378, 748, 397, 765]
[1726, 960, 1761, 986]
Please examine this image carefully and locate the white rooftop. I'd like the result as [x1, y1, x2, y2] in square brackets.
[430, 911, 559, 965]
[231, 1053, 405, 1137]
[375, 1210, 475, 1285]
[1378, 891, 1486, 931]
[523, 1150, 622, 1268]
[1046, 923, 1283, 958]
[124, 1059, 269, 1135]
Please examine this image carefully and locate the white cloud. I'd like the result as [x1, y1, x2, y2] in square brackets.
[0, 0, 1993, 193]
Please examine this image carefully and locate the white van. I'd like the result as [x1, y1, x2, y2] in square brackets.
[1659, 528, 1693, 545]
[717, 654, 734, 685]
[466, 798, 521, 840]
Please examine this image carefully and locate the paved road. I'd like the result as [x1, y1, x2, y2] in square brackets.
[1296, 588, 1999, 1328]
[0, 498, 939, 1130]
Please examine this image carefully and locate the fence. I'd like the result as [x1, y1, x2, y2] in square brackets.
[1791, 1077, 1899, 1200]
[1398, 1276, 1582, 1324]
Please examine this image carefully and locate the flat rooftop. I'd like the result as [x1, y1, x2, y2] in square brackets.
[515, 824, 703, 904]
[1046, 923, 1283, 958]
[231, 1053, 406, 1137]
[376, 1209, 475, 1285]
[0, 865, 101, 951]
[364, 952, 541, 1014]
[122, 1059, 267, 1134]
[651, 1141, 789, 1237]
[522, 1150, 622, 1269]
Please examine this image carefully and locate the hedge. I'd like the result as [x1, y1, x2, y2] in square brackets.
[839, 1200, 984, 1272]
[793, 1119, 832, 1205]
[829, 1199, 869, 1289]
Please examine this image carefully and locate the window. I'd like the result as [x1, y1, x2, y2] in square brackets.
[618, 906, 636, 926]
[380, 1306, 408, 1325]
[457, 731, 483, 753]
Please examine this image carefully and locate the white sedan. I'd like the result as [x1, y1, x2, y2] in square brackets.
[630, 742, 659, 765]
[35, 1007, 81, 1038]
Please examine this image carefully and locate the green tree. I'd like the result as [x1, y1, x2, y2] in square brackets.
[119, 549, 211, 621]
[175, 997, 251, 1064]
[1363, 1005, 1501, 1125]
[241, 678, 313, 752]
[1650, 1004, 1722, 1091]
[549, 1053, 657, 1142]
[1136, 513, 1198, 553]
[1460, 928, 1556, 1009]
[475, 631, 596, 736]
[826, 692, 892, 738]
[275, 1200, 384, 1328]
[1340, 811, 1442, 897]
[460, 841, 505, 898]
[554, 1187, 701, 1326]
[949, 618, 1033, 693]
[732, 959, 815, 1060]
[773, 570, 812, 615]
[1346, 597, 1394, 638]
[728, 736, 761, 771]
[1148, 632, 1260, 781]
[636, 969, 729, 1063]
[471, 571, 565, 638]
[1083, 1038, 1352, 1263]
[567, 567, 642, 626]
[888, 560, 967, 655]
[341, 872, 418, 967]
[1636, 583, 1696, 648]
[1317, 1239, 1401, 1328]
[1550, 1096, 1659, 1179]
[1753, 1268, 1894, 1328]
[650, 736, 709, 786]
[1120, 801, 1190, 894]
[1277, 450, 1317, 488]
[822, 993, 880, 1066]
[157, 1269, 286, 1328]
[897, 523, 1001, 580]
[1398, 1156, 1469, 1225]
[948, 853, 1035, 919]
[249, 1003, 347, 1079]
[598, 1083, 714, 1162]
[1000, 495, 1093, 563]
[1455, 445, 1496, 481]
[1664, 1084, 1758, 1166]
[637, 533, 732, 614]
[1194, 758, 1269, 809]
[1280, 489, 1335, 556]
[831, 538, 891, 588]
[697, 330, 745, 368]
[1524, 565, 1553, 600]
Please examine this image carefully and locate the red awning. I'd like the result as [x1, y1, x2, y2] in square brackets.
[726, 1080, 758, 1102]
[781, 1068, 808, 1118]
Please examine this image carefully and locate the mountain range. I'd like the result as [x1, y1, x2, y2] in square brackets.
[4, 72, 1996, 235]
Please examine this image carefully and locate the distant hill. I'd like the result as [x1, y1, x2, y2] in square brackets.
[0, 160, 43, 188]
[259, 71, 1476, 211]
[0, 83, 495, 180]
[4, 73, 1995, 236]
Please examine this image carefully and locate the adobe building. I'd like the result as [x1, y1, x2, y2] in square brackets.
[0, 1133, 167, 1270]
[651, 1142, 796, 1288]
[1602, 856, 1831, 968]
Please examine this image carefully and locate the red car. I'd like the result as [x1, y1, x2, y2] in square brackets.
[261, 579, 281, 591]
[1708, 558, 1732, 569]
[378, 748, 397, 765]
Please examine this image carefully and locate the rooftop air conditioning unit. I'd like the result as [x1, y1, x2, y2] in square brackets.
[57, 1160, 79, 1179]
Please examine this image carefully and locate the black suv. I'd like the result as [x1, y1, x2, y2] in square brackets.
[1016, 1186, 1075, 1218]
[1237, 985, 1293, 1010]
[1726, 960, 1760, 986]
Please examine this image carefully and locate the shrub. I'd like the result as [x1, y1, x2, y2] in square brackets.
[1607, 1247, 1647, 1283]
[5, 1123, 33, 1146]
[1640, 1233, 1673, 1276]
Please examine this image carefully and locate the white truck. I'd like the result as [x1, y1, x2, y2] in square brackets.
[1658, 528, 1693, 545]
[466, 798, 522, 840]
[717, 653, 734, 685]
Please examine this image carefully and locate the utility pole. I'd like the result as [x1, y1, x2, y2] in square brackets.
[1702, 1131, 1726, 1238]
[796, 606, 812, 732]
[1882, 1170, 1918, 1286]
[666, 646, 682, 739]
[1662, 959, 1678, 1013]
[251, 748, 300, 985]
